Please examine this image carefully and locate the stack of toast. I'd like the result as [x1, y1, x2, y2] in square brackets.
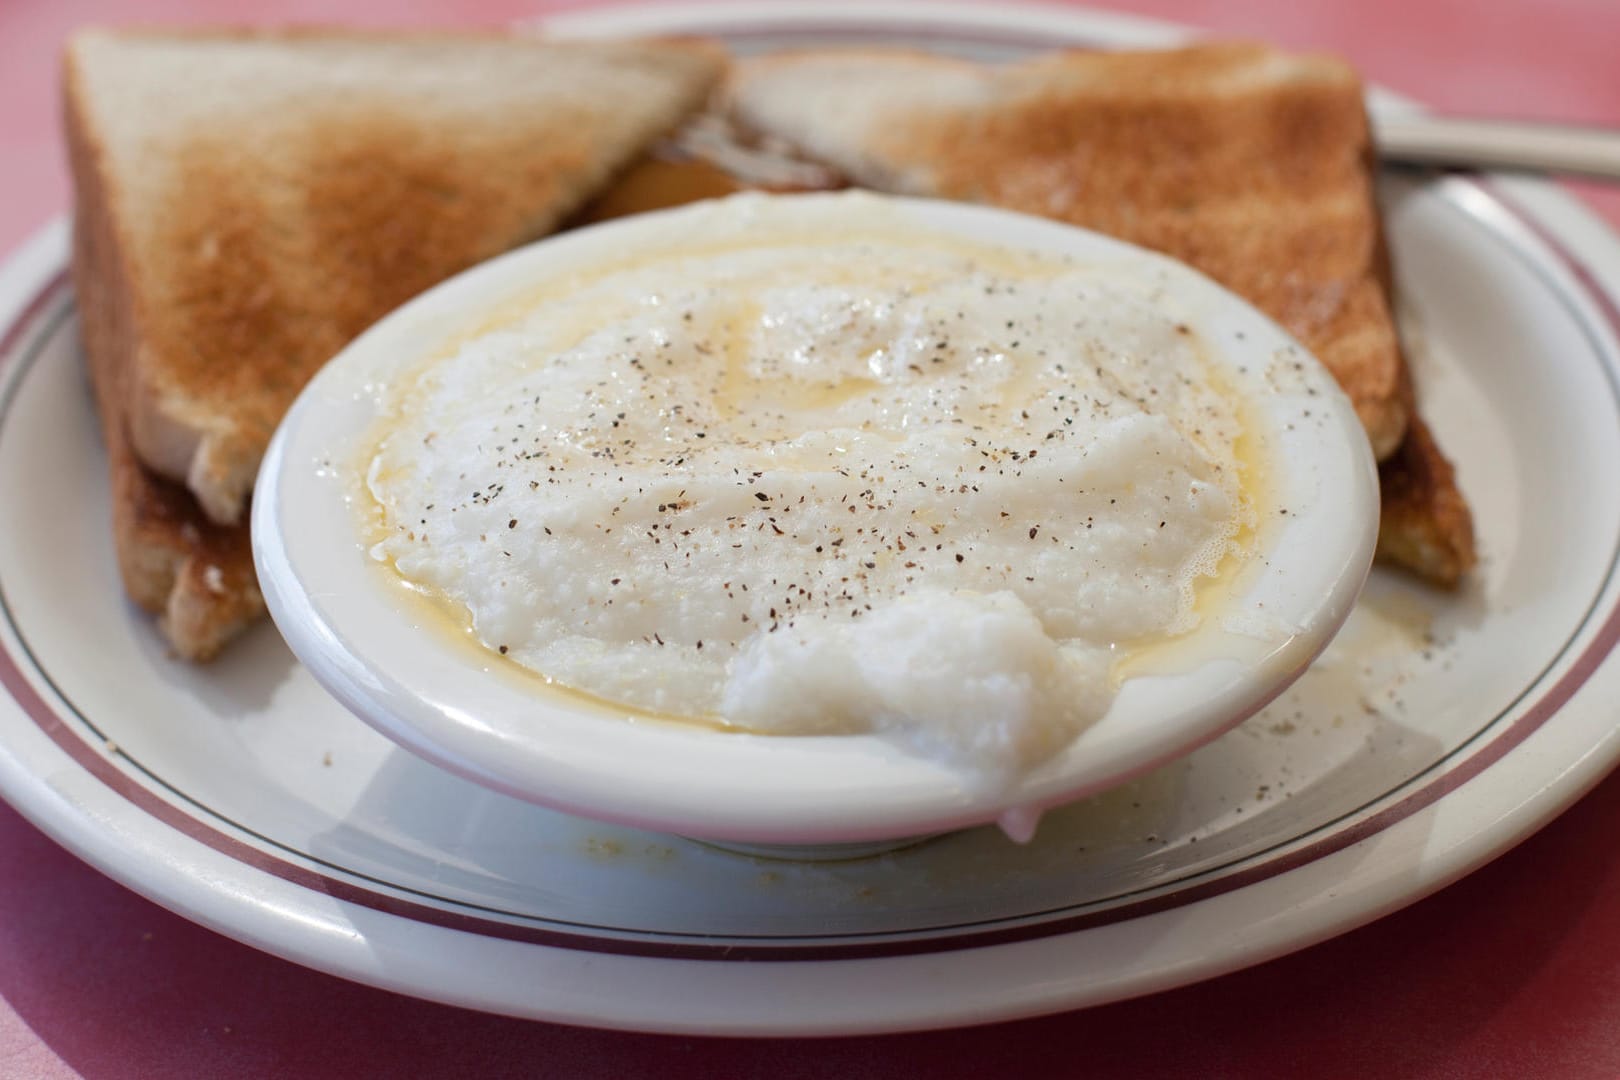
[64, 29, 1474, 661]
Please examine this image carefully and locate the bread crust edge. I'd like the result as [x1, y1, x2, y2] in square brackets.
[65, 44, 265, 661]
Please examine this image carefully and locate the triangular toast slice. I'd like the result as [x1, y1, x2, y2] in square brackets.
[724, 43, 1476, 586]
[66, 29, 724, 658]
[68, 28, 724, 526]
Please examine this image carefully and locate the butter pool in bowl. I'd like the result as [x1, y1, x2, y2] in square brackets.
[253, 191, 1378, 852]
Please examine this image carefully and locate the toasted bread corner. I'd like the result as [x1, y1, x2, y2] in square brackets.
[69, 27, 727, 528]
[1376, 415, 1477, 588]
[67, 27, 726, 658]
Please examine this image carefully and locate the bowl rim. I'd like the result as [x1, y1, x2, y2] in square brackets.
[252, 191, 1379, 845]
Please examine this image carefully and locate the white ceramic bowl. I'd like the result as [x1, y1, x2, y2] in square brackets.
[252, 192, 1378, 848]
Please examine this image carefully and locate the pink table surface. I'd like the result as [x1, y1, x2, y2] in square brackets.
[5, 0, 1620, 1075]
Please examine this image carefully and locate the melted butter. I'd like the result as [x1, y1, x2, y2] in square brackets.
[1355, 587, 1435, 649]
[708, 300, 886, 438]
[357, 449, 730, 734]
[574, 156, 746, 225]
[359, 204, 1276, 738]
[708, 300, 911, 448]
[375, 559, 734, 734]
[367, 227, 1076, 463]
[1109, 360, 1282, 686]
[987, 349, 1046, 418]
[370, 235, 1086, 483]
[462, 230, 1071, 358]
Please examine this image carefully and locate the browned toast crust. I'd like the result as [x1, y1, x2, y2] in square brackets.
[69, 86, 263, 659]
[1376, 414, 1477, 587]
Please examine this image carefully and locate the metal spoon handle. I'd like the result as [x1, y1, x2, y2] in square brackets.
[1374, 114, 1620, 182]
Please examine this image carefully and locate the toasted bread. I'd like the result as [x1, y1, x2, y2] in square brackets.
[1376, 415, 1477, 587]
[724, 43, 1476, 585]
[66, 28, 724, 658]
[67, 28, 725, 526]
[74, 160, 263, 660]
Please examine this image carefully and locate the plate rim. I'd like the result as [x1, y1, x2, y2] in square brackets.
[2, 0, 1620, 1035]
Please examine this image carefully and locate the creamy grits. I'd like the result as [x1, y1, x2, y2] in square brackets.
[365, 193, 1253, 781]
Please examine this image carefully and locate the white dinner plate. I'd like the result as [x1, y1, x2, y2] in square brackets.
[2, 2, 1619, 1036]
